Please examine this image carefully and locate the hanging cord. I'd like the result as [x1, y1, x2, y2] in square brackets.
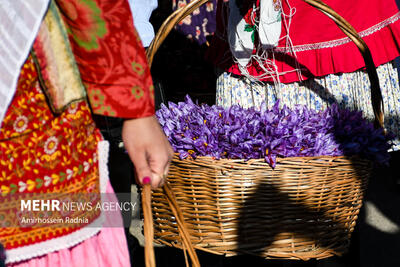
[230, 0, 300, 87]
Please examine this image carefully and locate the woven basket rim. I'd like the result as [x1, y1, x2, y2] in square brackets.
[174, 153, 371, 163]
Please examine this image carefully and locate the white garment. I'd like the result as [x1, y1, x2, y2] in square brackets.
[128, 0, 158, 47]
[0, 0, 50, 128]
[259, 0, 282, 49]
[228, 0, 281, 68]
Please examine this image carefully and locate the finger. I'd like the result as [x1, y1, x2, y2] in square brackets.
[159, 146, 173, 188]
[130, 149, 153, 186]
[157, 173, 167, 188]
[163, 161, 171, 180]
[150, 173, 163, 189]
[162, 141, 173, 177]
[148, 152, 172, 189]
[148, 159, 166, 189]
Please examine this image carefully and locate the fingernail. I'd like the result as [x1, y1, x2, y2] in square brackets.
[142, 176, 151, 185]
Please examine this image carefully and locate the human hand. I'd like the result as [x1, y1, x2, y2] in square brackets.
[122, 115, 173, 189]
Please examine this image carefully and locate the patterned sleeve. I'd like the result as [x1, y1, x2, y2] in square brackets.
[56, 0, 155, 118]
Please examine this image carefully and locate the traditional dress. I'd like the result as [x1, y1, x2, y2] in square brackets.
[208, 0, 400, 150]
[0, 0, 154, 265]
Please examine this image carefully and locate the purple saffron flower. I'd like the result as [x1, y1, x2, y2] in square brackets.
[155, 95, 393, 168]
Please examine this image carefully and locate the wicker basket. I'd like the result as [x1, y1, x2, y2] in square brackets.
[143, 0, 385, 263]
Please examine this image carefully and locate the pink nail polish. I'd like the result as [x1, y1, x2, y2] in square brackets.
[142, 176, 151, 185]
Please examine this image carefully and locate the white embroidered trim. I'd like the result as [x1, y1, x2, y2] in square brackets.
[275, 11, 400, 53]
[98, 140, 110, 194]
[5, 140, 110, 264]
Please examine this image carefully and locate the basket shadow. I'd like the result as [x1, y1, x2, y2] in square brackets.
[236, 164, 367, 260]
[233, 72, 391, 259]
[235, 89, 396, 262]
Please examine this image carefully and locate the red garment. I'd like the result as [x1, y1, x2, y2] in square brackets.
[0, 56, 103, 255]
[0, 0, 155, 261]
[208, 0, 400, 83]
[58, 0, 155, 118]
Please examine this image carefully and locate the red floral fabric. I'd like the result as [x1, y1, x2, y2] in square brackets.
[0, 56, 102, 251]
[57, 0, 155, 118]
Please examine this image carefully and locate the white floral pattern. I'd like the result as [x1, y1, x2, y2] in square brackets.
[44, 136, 59, 155]
[13, 115, 28, 133]
[216, 60, 400, 151]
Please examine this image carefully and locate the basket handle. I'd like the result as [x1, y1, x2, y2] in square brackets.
[143, 1, 210, 267]
[162, 183, 201, 266]
[142, 183, 201, 267]
[142, 184, 156, 267]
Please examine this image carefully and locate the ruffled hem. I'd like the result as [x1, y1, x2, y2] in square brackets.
[209, 11, 400, 84]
